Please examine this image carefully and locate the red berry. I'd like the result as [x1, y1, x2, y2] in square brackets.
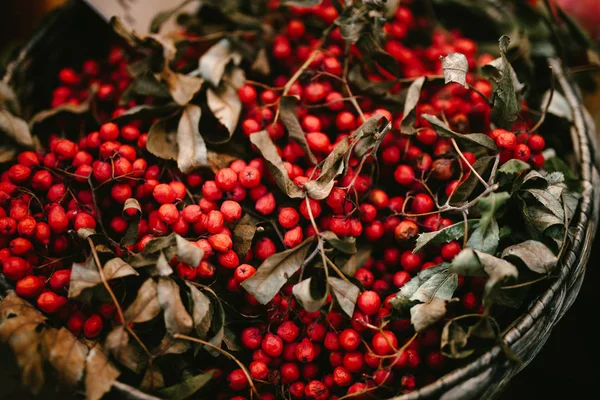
[295, 338, 316, 363]
[16, 275, 45, 298]
[37, 291, 67, 314]
[339, 329, 361, 351]
[241, 327, 263, 350]
[514, 144, 531, 162]
[357, 291, 381, 315]
[228, 369, 249, 391]
[372, 331, 398, 355]
[411, 193, 435, 214]
[400, 250, 422, 272]
[221, 200, 242, 223]
[394, 164, 415, 186]
[153, 184, 177, 204]
[239, 166, 261, 188]
[262, 333, 284, 357]
[527, 134, 545, 152]
[441, 241, 462, 261]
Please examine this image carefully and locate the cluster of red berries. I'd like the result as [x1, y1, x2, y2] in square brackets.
[0, 0, 549, 399]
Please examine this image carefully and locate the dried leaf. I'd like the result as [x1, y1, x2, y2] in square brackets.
[283, 0, 323, 7]
[450, 156, 495, 203]
[123, 198, 142, 218]
[251, 48, 271, 75]
[176, 234, 204, 267]
[321, 231, 357, 254]
[206, 83, 242, 143]
[0, 110, 33, 147]
[241, 237, 314, 304]
[501, 240, 558, 274]
[356, 33, 398, 75]
[142, 232, 178, 254]
[400, 77, 426, 134]
[150, 0, 195, 33]
[410, 299, 448, 332]
[29, 94, 93, 129]
[69, 255, 138, 300]
[104, 327, 146, 374]
[482, 35, 525, 129]
[0, 145, 17, 163]
[414, 220, 478, 253]
[542, 90, 572, 121]
[159, 370, 216, 399]
[163, 72, 204, 106]
[250, 130, 305, 198]
[292, 277, 328, 312]
[233, 214, 260, 259]
[422, 114, 497, 151]
[198, 39, 243, 87]
[441, 53, 469, 88]
[147, 251, 174, 277]
[340, 244, 372, 276]
[153, 335, 190, 357]
[279, 96, 317, 165]
[441, 319, 475, 359]
[147, 113, 180, 161]
[186, 282, 213, 338]
[352, 115, 392, 158]
[175, 104, 207, 173]
[0, 293, 46, 393]
[328, 277, 360, 317]
[157, 278, 193, 334]
[140, 364, 164, 391]
[124, 278, 161, 323]
[42, 327, 88, 387]
[303, 137, 350, 200]
[85, 345, 121, 400]
[110, 104, 179, 125]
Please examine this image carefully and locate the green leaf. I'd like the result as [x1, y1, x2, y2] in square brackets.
[497, 159, 530, 186]
[328, 277, 360, 317]
[414, 220, 479, 253]
[544, 156, 580, 192]
[410, 299, 448, 332]
[441, 53, 469, 88]
[279, 96, 317, 165]
[159, 370, 215, 399]
[466, 218, 499, 254]
[232, 214, 261, 259]
[422, 114, 498, 151]
[450, 249, 518, 305]
[241, 237, 315, 304]
[249, 130, 305, 199]
[400, 77, 426, 134]
[321, 231, 357, 254]
[292, 277, 328, 312]
[399, 264, 457, 303]
[501, 240, 558, 274]
[481, 35, 524, 129]
[176, 104, 208, 174]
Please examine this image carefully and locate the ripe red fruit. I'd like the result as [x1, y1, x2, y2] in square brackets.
[220, 200, 242, 223]
[279, 207, 300, 229]
[306, 132, 331, 154]
[277, 321, 300, 343]
[153, 184, 177, 204]
[357, 291, 381, 315]
[47, 206, 69, 233]
[54, 140, 78, 160]
[300, 198, 322, 220]
[400, 250, 423, 272]
[228, 369, 249, 391]
[395, 220, 419, 241]
[255, 237, 276, 260]
[295, 338, 316, 363]
[339, 329, 361, 351]
[8, 164, 31, 184]
[416, 128, 438, 145]
[531, 153, 545, 169]
[333, 366, 352, 387]
[241, 327, 263, 350]
[74, 213, 96, 231]
[372, 331, 398, 355]
[83, 314, 104, 338]
[393, 271, 411, 288]
[495, 129, 517, 150]
[262, 333, 284, 357]
[215, 168, 238, 191]
[31, 170, 53, 191]
[249, 361, 269, 380]
[37, 291, 67, 314]
[514, 144, 531, 162]
[441, 241, 462, 261]
[256, 193, 276, 215]
[284, 226, 304, 248]
[527, 134, 545, 152]
[67, 311, 86, 336]
[208, 234, 232, 253]
[281, 362, 300, 384]
[15, 275, 45, 298]
[343, 351, 364, 373]
[9, 237, 33, 256]
[49, 269, 71, 293]
[411, 193, 435, 214]
[111, 183, 132, 204]
[99, 123, 120, 141]
[239, 166, 261, 188]
[394, 164, 415, 186]
[304, 380, 329, 400]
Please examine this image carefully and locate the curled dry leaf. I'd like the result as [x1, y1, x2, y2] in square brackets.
[147, 251, 174, 277]
[147, 113, 180, 162]
[250, 130, 305, 198]
[328, 277, 360, 317]
[441, 319, 474, 359]
[152, 335, 190, 357]
[159, 370, 216, 400]
[279, 96, 317, 165]
[85, 345, 121, 400]
[241, 237, 314, 304]
[42, 327, 88, 387]
[292, 277, 328, 313]
[303, 137, 350, 200]
[441, 53, 469, 88]
[0, 293, 46, 393]
[176, 234, 204, 267]
[321, 231, 357, 254]
[198, 39, 243, 87]
[29, 92, 95, 130]
[0, 109, 33, 148]
[340, 244, 371, 276]
[400, 76, 426, 134]
[501, 240, 558, 274]
[69, 256, 139, 300]
[186, 282, 213, 338]
[410, 299, 449, 332]
[176, 104, 207, 173]
[233, 214, 260, 259]
[124, 278, 162, 323]
[157, 278, 194, 334]
[123, 198, 142, 218]
[206, 73, 244, 143]
[161, 70, 204, 106]
[104, 326, 146, 374]
[352, 115, 392, 158]
[140, 363, 165, 391]
[110, 104, 179, 125]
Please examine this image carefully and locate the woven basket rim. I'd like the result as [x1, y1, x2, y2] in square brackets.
[1, 2, 598, 400]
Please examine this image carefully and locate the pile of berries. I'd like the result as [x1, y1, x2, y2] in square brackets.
[0, 1, 549, 399]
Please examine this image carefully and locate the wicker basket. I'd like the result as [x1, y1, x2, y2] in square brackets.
[1, 2, 599, 399]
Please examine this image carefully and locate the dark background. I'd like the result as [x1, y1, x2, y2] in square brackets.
[1, 1, 599, 399]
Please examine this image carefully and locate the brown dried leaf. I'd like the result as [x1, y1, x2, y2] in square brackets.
[250, 130, 305, 199]
[110, 104, 179, 125]
[69, 255, 139, 300]
[241, 237, 314, 304]
[176, 234, 204, 267]
[152, 335, 190, 357]
[157, 278, 193, 334]
[198, 39, 243, 87]
[0, 144, 17, 163]
[303, 138, 350, 200]
[232, 213, 260, 259]
[42, 327, 88, 387]
[85, 345, 121, 400]
[400, 76, 426, 134]
[124, 278, 161, 323]
[0, 110, 33, 147]
[279, 96, 317, 165]
[123, 198, 142, 218]
[328, 277, 360, 317]
[205, 83, 242, 143]
[140, 363, 165, 391]
[29, 92, 94, 129]
[410, 299, 449, 332]
[160, 71, 203, 106]
[147, 251, 174, 277]
[147, 113, 180, 162]
[0, 293, 46, 393]
[104, 326, 146, 374]
[186, 282, 213, 339]
[176, 104, 207, 174]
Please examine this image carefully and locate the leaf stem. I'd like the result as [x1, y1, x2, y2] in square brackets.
[501, 275, 549, 290]
[451, 138, 489, 189]
[173, 334, 259, 397]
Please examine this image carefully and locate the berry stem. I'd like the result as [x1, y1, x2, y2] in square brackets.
[451, 138, 489, 189]
[173, 333, 260, 397]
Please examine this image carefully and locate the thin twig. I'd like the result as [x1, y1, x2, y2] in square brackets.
[527, 65, 555, 134]
[451, 138, 489, 188]
[501, 275, 549, 290]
